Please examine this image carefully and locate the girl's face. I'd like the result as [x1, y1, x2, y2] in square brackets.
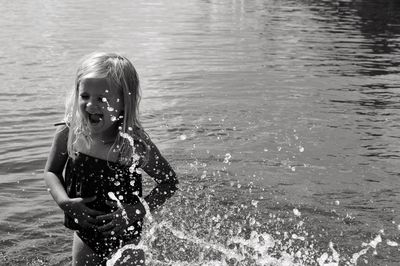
[78, 78, 124, 139]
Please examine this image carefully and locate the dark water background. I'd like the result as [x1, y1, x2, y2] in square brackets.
[1, 0, 400, 265]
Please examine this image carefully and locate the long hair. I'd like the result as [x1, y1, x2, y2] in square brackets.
[64, 52, 149, 166]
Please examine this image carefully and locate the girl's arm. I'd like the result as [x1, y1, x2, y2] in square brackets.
[140, 140, 179, 213]
[44, 125, 70, 207]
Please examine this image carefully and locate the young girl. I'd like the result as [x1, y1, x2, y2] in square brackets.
[44, 52, 179, 265]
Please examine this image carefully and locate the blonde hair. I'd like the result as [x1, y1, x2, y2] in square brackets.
[64, 52, 149, 166]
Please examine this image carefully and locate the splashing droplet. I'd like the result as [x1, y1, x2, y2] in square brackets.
[223, 153, 232, 164]
[200, 171, 207, 179]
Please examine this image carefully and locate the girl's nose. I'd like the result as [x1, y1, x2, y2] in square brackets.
[86, 101, 99, 112]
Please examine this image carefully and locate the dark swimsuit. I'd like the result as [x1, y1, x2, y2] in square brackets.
[63, 152, 143, 258]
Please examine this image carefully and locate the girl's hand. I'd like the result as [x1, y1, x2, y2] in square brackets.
[60, 196, 104, 229]
[96, 201, 146, 236]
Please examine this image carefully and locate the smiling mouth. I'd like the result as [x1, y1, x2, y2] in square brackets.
[88, 113, 103, 124]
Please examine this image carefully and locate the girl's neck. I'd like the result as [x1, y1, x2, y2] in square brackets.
[76, 135, 120, 163]
[91, 135, 116, 144]
[89, 126, 119, 144]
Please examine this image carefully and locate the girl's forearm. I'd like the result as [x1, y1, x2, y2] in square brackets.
[44, 171, 70, 210]
[144, 178, 179, 213]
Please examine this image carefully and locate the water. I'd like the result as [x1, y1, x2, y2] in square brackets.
[1, 0, 400, 265]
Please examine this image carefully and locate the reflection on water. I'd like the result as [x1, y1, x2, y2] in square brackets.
[1, 0, 400, 265]
[304, 0, 400, 77]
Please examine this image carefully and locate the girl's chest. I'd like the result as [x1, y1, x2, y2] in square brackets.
[76, 137, 119, 163]
[68, 153, 142, 195]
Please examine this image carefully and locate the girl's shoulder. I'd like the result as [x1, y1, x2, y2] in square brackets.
[50, 122, 70, 156]
[54, 121, 69, 133]
[53, 122, 69, 140]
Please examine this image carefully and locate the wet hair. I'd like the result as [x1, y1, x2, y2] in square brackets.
[64, 52, 149, 166]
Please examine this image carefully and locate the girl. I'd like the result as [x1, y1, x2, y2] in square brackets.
[44, 52, 179, 266]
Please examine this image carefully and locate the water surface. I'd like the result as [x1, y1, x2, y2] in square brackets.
[1, 0, 400, 265]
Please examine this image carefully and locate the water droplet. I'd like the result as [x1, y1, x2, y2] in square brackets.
[251, 200, 259, 208]
[200, 171, 207, 179]
[293, 208, 301, 217]
[223, 153, 232, 164]
[114, 181, 121, 186]
[179, 134, 187, 140]
[299, 146, 304, 152]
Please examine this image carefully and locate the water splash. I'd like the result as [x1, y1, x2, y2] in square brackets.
[108, 192, 129, 225]
[350, 233, 382, 265]
[106, 131, 153, 266]
[293, 209, 301, 217]
[101, 179, 398, 265]
[317, 242, 339, 266]
[106, 242, 146, 266]
[119, 132, 141, 174]
[223, 153, 231, 164]
[104, 131, 390, 266]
